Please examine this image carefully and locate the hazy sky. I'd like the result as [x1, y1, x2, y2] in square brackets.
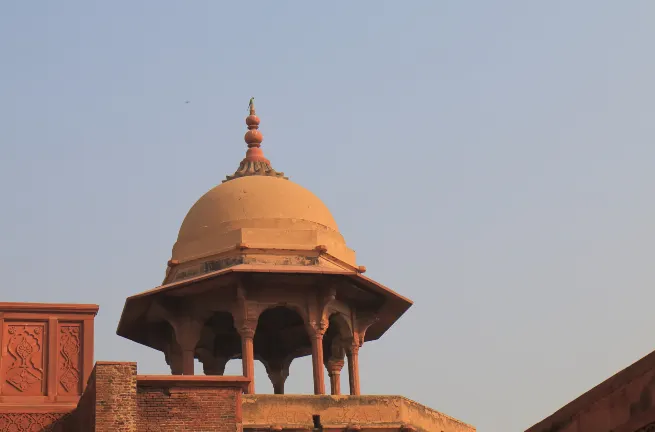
[1, 2, 654, 431]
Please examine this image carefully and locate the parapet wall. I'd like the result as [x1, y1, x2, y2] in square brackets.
[241, 394, 476, 432]
[0, 302, 98, 404]
[60, 363, 248, 431]
[526, 349, 655, 432]
[0, 302, 98, 432]
[137, 375, 248, 431]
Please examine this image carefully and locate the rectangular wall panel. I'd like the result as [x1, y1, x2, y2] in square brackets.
[0, 322, 47, 396]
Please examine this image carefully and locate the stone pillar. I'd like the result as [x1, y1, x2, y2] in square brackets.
[310, 332, 326, 395]
[347, 343, 361, 396]
[169, 318, 203, 376]
[238, 327, 256, 394]
[165, 341, 184, 375]
[327, 359, 344, 395]
[263, 357, 292, 395]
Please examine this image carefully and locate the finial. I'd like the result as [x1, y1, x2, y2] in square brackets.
[223, 99, 288, 182]
[244, 99, 264, 154]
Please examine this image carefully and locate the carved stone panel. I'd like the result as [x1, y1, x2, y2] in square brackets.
[58, 323, 82, 394]
[0, 413, 64, 431]
[0, 323, 47, 396]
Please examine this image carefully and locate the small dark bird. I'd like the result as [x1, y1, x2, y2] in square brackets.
[185, 101, 190, 104]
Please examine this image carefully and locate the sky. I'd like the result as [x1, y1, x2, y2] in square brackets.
[1, 1, 654, 431]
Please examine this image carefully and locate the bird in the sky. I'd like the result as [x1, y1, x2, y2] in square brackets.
[248, 97, 255, 111]
[185, 101, 190, 104]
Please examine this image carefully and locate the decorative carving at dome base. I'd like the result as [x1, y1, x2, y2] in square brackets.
[224, 159, 287, 182]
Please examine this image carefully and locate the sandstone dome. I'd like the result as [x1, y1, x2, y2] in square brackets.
[164, 102, 358, 285]
[177, 175, 339, 239]
[171, 175, 354, 265]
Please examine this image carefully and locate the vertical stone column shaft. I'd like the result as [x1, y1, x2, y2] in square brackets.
[347, 345, 361, 396]
[181, 350, 195, 375]
[311, 335, 325, 395]
[240, 331, 255, 394]
[327, 359, 344, 396]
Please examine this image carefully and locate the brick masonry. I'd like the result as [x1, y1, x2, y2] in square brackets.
[137, 386, 242, 431]
[56, 363, 248, 432]
[63, 361, 137, 431]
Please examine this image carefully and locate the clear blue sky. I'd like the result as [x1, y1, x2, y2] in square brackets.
[1, 2, 654, 431]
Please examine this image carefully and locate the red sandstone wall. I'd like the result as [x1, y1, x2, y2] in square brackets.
[137, 385, 242, 431]
[0, 303, 97, 405]
[527, 350, 655, 432]
[0, 303, 98, 432]
[0, 411, 67, 431]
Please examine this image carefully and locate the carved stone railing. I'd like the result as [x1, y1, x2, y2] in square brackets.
[0, 302, 98, 407]
[241, 395, 475, 432]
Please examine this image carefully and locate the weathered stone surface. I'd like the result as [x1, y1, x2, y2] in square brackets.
[242, 394, 475, 432]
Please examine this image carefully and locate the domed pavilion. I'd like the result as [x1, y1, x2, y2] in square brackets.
[116, 101, 413, 396]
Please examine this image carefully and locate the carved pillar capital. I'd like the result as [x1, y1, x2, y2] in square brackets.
[346, 335, 362, 356]
[169, 317, 204, 350]
[196, 348, 228, 376]
[326, 358, 345, 395]
[167, 316, 204, 375]
[164, 339, 184, 375]
[326, 358, 345, 374]
[306, 319, 328, 339]
[236, 323, 256, 339]
[262, 356, 293, 395]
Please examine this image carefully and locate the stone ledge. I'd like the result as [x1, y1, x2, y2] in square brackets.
[137, 375, 250, 391]
[242, 395, 475, 432]
[0, 302, 99, 315]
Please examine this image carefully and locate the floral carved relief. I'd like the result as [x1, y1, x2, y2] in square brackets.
[2, 324, 45, 395]
[58, 325, 81, 393]
[0, 413, 63, 431]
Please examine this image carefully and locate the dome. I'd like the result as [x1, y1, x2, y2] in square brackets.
[166, 101, 356, 282]
[177, 176, 339, 239]
[171, 175, 356, 268]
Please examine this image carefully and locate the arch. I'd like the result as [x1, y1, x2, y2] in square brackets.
[254, 306, 311, 394]
[196, 311, 241, 375]
[323, 313, 352, 358]
[254, 302, 309, 329]
[327, 312, 352, 339]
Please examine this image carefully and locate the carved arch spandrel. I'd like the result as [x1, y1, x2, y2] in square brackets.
[305, 284, 338, 337]
[147, 300, 209, 354]
[347, 309, 380, 351]
[231, 282, 258, 337]
[231, 279, 315, 337]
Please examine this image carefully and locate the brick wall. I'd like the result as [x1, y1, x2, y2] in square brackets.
[63, 361, 137, 432]
[136, 376, 248, 432]
[6, 363, 249, 432]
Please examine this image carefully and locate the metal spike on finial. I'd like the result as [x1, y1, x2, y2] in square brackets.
[223, 98, 288, 182]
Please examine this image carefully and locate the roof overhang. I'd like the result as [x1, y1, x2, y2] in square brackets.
[117, 264, 412, 351]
